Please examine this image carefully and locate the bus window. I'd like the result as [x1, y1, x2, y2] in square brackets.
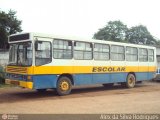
[74, 42, 92, 60]
[148, 49, 154, 62]
[35, 41, 52, 66]
[9, 44, 18, 65]
[139, 48, 148, 62]
[111, 45, 124, 61]
[126, 47, 138, 61]
[9, 42, 32, 66]
[94, 43, 109, 60]
[53, 39, 72, 59]
[17, 43, 32, 66]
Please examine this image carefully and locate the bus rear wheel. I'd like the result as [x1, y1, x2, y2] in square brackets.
[126, 74, 136, 88]
[56, 76, 72, 96]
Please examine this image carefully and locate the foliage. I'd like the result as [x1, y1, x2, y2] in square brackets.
[157, 40, 160, 46]
[0, 66, 5, 84]
[0, 9, 22, 49]
[93, 21, 158, 45]
[93, 20, 128, 42]
[0, 75, 5, 84]
[126, 25, 157, 45]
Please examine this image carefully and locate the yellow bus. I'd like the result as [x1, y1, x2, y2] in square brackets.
[5, 33, 157, 95]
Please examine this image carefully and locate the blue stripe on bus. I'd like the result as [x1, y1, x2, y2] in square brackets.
[32, 75, 58, 89]
[135, 72, 154, 81]
[73, 73, 128, 85]
[31, 72, 155, 89]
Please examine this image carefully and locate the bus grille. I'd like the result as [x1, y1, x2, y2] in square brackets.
[6, 66, 27, 74]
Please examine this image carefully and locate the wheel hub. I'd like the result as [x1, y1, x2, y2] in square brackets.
[128, 76, 135, 86]
[60, 81, 69, 91]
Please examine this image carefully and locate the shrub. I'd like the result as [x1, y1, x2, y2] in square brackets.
[0, 66, 5, 84]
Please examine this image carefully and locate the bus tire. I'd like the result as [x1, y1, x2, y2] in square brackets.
[56, 76, 72, 96]
[103, 83, 114, 88]
[126, 74, 136, 88]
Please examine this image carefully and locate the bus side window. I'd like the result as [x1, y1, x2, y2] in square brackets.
[35, 41, 52, 66]
[148, 49, 154, 62]
[139, 48, 148, 62]
[126, 46, 138, 61]
[94, 43, 109, 60]
[111, 45, 125, 61]
[53, 39, 72, 59]
[74, 41, 92, 60]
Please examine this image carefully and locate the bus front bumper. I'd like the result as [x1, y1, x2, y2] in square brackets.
[5, 79, 33, 89]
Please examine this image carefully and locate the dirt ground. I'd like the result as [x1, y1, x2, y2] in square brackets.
[0, 81, 160, 114]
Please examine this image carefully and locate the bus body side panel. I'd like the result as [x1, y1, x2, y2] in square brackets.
[136, 72, 155, 81]
[73, 73, 127, 85]
[148, 72, 155, 80]
[92, 73, 111, 84]
[92, 73, 127, 84]
[73, 73, 111, 85]
[31, 68, 156, 89]
[31, 65, 156, 89]
[135, 72, 150, 81]
[72, 72, 155, 86]
[73, 74, 92, 85]
[32, 75, 58, 89]
[31, 71, 155, 89]
[110, 73, 127, 83]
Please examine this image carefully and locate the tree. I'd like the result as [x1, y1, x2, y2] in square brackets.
[93, 20, 128, 42]
[157, 40, 160, 46]
[0, 9, 22, 49]
[126, 25, 157, 45]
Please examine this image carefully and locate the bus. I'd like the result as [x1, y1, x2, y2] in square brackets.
[5, 32, 157, 95]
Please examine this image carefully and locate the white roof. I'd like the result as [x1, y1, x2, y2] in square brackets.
[9, 32, 156, 49]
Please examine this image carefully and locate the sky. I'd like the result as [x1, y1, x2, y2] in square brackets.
[0, 0, 160, 39]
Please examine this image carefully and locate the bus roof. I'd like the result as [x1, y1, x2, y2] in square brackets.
[9, 32, 156, 49]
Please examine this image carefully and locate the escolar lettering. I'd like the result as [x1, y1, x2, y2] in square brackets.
[92, 67, 126, 72]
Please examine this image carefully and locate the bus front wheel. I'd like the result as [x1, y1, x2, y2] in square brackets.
[56, 76, 72, 96]
[126, 74, 136, 88]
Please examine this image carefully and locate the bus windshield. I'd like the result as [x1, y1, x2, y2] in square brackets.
[9, 42, 32, 66]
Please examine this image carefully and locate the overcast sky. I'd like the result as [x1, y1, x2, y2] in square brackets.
[0, 0, 160, 39]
